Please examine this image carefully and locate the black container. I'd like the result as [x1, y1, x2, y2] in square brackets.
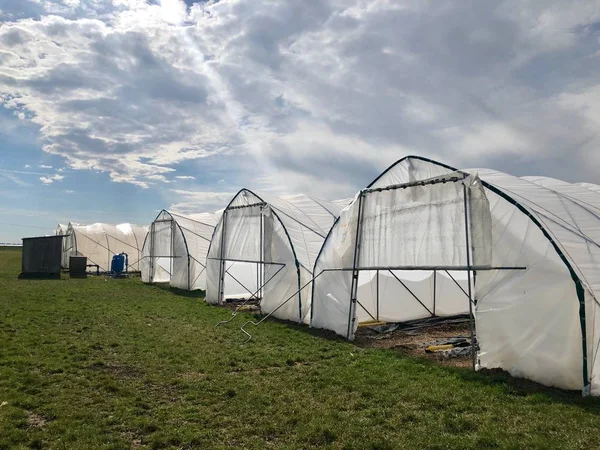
[19, 235, 62, 279]
[69, 255, 88, 278]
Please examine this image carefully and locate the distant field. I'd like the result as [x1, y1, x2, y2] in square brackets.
[1, 247, 600, 449]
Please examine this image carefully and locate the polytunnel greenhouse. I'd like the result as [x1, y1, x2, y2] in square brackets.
[55, 223, 68, 236]
[206, 190, 343, 323]
[140, 210, 218, 291]
[310, 155, 600, 395]
[62, 222, 148, 272]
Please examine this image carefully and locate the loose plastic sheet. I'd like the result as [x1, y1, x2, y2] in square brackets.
[359, 175, 491, 268]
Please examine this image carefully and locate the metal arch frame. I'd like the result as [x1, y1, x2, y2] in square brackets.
[312, 154, 591, 393]
[206, 188, 304, 321]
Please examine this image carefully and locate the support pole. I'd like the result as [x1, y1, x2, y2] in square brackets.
[217, 211, 228, 306]
[260, 205, 264, 300]
[376, 269, 380, 321]
[149, 222, 155, 283]
[187, 251, 191, 291]
[444, 270, 470, 300]
[256, 208, 260, 300]
[463, 184, 476, 371]
[388, 270, 433, 316]
[347, 192, 365, 339]
[469, 187, 477, 306]
[170, 219, 174, 284]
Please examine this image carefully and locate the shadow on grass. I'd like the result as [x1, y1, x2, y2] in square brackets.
[136, 286, 600, 411]
[380, 348, 600, 413]
[240, 313, 600, 411]
[145, 282, 205, 299]
[17, 274, 65, 281]
[459, 366, 600, 411]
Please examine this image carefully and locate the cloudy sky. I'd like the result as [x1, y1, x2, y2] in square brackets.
[1, 0, 599, 242]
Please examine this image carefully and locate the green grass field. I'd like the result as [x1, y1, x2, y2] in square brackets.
[2, 247, 600, 449]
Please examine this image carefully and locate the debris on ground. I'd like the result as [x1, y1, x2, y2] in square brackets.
[223, 298, 261, 313]
[354, 317, 476, 368]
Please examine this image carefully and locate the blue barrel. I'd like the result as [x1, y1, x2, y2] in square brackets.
[111, 254, 125, 274]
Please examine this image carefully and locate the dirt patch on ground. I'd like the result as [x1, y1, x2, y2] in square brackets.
[27, 412, 47, 429]
[180, 371, 207, 381]
[354, 320, 475, 368]
[223, 299, 261, 312]
[87, 362, 144, 379]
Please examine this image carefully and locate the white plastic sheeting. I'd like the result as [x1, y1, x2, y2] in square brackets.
[578, 182, 600, 193]
[332, 198, 354, 209]
[472, 169, 600, 394]
[140, 210, 217, 290]
[206, 189, 342, 323]
[523, 176, 600, 211]
[62, 222, 148, 272]
[311, 155, 600, 395]
[55, 223, 68, 236]
[354, 270, 472, 322]
[311, 171, 490, 339]
[55, 224, 69, 267]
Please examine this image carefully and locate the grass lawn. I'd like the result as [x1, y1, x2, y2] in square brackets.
[1, 247, 600, 449]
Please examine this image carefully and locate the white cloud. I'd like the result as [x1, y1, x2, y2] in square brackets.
[175, 175, 195, 180]
[65, 189, 75, 194]
[0, 172, 31, 187]
[1, 168, 46, 176]
[39, 173, 65, 184]
[169, 190, 235, 214]
[39, 165, 53, 169]
[24, 164, 30, 168]
[0, 0, 599, 200]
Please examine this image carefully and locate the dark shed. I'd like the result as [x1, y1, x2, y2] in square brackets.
[20, 235, 62, 278]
